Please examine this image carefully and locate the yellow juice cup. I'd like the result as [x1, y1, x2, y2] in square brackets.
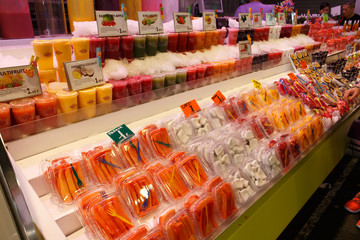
[56, 90, 78, 113]
[53, 39, 72, 68]
[67, 0, 95, 33]
[38, 69, 57, 85]
[71, 37, 90, 60]
[96, 83, 113, 103]
[78, 87, 96, 119]
[31, 39, 54, 70]
[57, 67, 67, 82]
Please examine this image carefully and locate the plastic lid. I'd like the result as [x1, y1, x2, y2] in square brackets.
[139, 75, 154, 80]
[71, 37, 89, 42]
[96, 83, 113, 90]
[56, 90, 78, 98]
[31, 39, 52, 45]
[176, 68, 187, 73]
[33, 94, 57, 103]
[108, 79, 128, 86]
[9, 98, 35, 108]
[52, 39, 71, 44]
[0, 103, 10, 111]
[48, 82, 68, 91]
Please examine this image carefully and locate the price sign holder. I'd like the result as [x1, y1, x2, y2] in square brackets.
[95, 10, 128, 37]
[107, 124, 135, 144]
[180, 99, 201, 117]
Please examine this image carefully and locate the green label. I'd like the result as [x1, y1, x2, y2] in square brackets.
[107, 124, 135, 144]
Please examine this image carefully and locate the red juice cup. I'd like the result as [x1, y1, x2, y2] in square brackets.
[33, 94, 57, 118]
[194, 31, 205, 50]
[177, 32, 188, 52]
[234, 58, 241, 73]
[204, 63, 214, 77]
[168, 33, 178, 52]
[187, 32, 196, 51]
[127, 76, 142, 95]
[196, 65, 207, 79]
[140, 75, 153, 92]
[218, 29, 226, 45]
[204, 31, 214, 49]
[212, 29, 220, 46]
[0, 103, 11, 129]
[120, 35, 134, 59]
[109, 80, 128, 100]
[10, 98, 36, 124]
[89, 37, 106, 63]
[263, 27, 270, 41]
[186, 67, 197, 81]
[226, 59, 236, 76]
[228, 28, 239, 45]
[254, 28, 260, 41]
[105, 37, 120, 60]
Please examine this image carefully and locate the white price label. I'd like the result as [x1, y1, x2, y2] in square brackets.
[239, 13, 252, 29]
[253, 13, 262, 27]
[239, 40, 252, 58]
[266, 13, 275, 26]
[278, 13, 286, 25]
[173, 12, 193, 32]
[96, 11, 128, 37]
[138, 11, 164, 34]
[203, 12, 216, 31]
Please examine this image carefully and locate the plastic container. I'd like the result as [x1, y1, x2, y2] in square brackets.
[109, 80, 127, 100]
[196, 65, 207, 79]
[10, 98, 36, 124]
[126, 77, 142, 96]
[229, 169, 255, 202]
[78, 87, 96, 118]
[146, 34, 158, 56]
[120, 35, 134, 59]
[89, 37, 106, 63]
[120, 225, 149, 240]
[261, 148, 283, 178]
[243, 158, 268, 188]
[38, 69, 57, 85]
[204, 30, 214, 49]
[71, 37, 90, 60]
[121, 172, 161, 217]
[228, 28, 239, 45]
[177, 32, 188, 52]
[118, 135, 150, 167]
[194, 31, 205, 50]
[187, 32, 196, 51]
[140, 75, 153, 92]
[67, 0, 95, 33]
[105, 37, 121, 60]
[0, 0, 34, 38]
[34, 94, 57, 118]
[176, 69, 187, 84]
[186, 67, 197, 82]
[52, 39, 71, 68]
[167, 33, 178, 52]
[95, 83, 113, 104]
[212, 181, 238, 221]
[147, 127, 173, 158]
[32, 40, 54, 70]
[218, 29, 227, 45]
[0, 103, 11, 129]
[157, 33, 168, 52]
[177, 154, 209, 187]
[152, 74, 165, 90]
[212, 29, 220, 46]
[164, 209, 198, 240]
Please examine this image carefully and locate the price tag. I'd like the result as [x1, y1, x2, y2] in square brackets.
[0, 65, 42, 102]
[203, 12, 216, 31]
[288, 73, 298, 81]
[300, 60, 307, 69]
[180, 99, 201, 117]
[266, 13, 275, 26]
[239, 13, 251, 29]
[278, 12, 286, 25]
[252, 79, 262, 89]
[253, 13, 262, 27]
[95, 11, 128, 37]
[107, 124, 135, 144]
[238, 40, 252, 58]
[138, 11, 163, 34]
[291, 12, 297, 25]
[211, 90, 226, 106]
[63, 58, 104, 91]
[173, 12, 193, 32]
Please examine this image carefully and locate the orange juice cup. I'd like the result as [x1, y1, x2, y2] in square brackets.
[52, 39, 72, 68]
[67, 0, 95, 33]
[194, 31, 205, 50]
[212, 29, 220, 46]
[56, 90, 78, 113]
[0, 103, 11, 129]
[220, 61, 229, 75]
[213, 62, 222, 75]
[204, 31, 214, 49]
[226, 59, 236, 76]
[38, 69, 57, 85]
[57, 67, 67, 82]
[34, 94, 57, 118]
[71, 37, 90, 60]
[10, 98, 36, 124]
[78, 87, 96, 119]
[96, 83, 113, 103]
[31, 40, 54, 70]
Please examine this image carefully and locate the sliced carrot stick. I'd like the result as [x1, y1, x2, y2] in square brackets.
[159, 209, 176, 229]
[64, 166, 78, 199]
[185, 195, 199, 209]
[57, 168, 72, 202]
[205, 176, 223, 192]
[126, 226, 148, 240]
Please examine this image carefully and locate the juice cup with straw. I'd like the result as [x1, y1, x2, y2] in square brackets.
[146, 34, 158, 56]
[33, 94, 57, 118]
[158, 33, 168, 52]
[56, 90, 78, 113]
[187, 32, 196, 51]
[167, 33, 178, 52]
[194, 31, 205, 50]
[10, 98, 36, 124]
[204, 31, 213, 49]
[177, 32, 188, 52]
[57, 67, 67, 82]
[38, 69, 57, 85]
[120, 35, 134, 59]
[133, 35, 146, 59]
[0, 103, 11, 129]
[52, 39, 72, 68]
[89, 37, 106, 63]
[78, 87, 96, 118]
[71, 37, 90, 60]
[31, 40, 54, 70]
[105, 37, 120, 60]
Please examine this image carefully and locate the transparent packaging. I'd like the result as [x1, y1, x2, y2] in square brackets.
[242, 158, 269, 188]
[120, 224, 149, 240]
[257, 112, 276, 137]
[112, 167, 138, 193]
[229, 169, 256, 203]
[167, 115, 196, 147]
[203, 103, 228, 129]
[219, 99, 239, 121]
[261, 148, 284, 178]
[203, 140, 233, 176]
[212, 181, 238, 221]
[188, 111, 213, 136]
[232, 94, 251, 116]
[117, 135, 152, 167]
[164, 209, 198, 240]
[176, 154, 210, 187]
[147, 126, 173, 158]
[221, 132, 247, 166]
[246, 90, 264, 111]
[238, 122, 261, 156]
[142, 227, 165, 240]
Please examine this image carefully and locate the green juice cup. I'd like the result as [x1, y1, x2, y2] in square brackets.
[133, 35, 146, 59]
[146, 34, 158, 56]
[152, 73, 165, 89]
[164, 72, 177, 87]
[158, 33, 168, 52]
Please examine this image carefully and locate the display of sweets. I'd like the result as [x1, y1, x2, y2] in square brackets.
[342, 66, 360, 82]
[327, 59, 347, 74]
[311, 51, 328, 66]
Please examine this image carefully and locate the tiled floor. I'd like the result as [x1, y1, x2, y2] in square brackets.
[278, 154, 360, 240]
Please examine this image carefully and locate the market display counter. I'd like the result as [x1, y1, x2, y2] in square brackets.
[1, 53, 356, 240]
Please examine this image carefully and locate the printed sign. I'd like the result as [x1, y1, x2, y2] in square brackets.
[266, 13, 275, 26]
[180, 99, 201, 117]
[107, 124, 135, 144]
[95, 11, 128, 37]
[173, 12, 193, 32]
[253, 13, 262, 27]
[138, 11, 164, 34]
[238, 40, 252, 58]
[239, 13, 252, 29]
[211, 90, 226, 106]
[63, 58, 104, 91]
[203, 12, 216, 31]
[278, 13, 286, 25]
[291, 12, 297, 25]
[0, 65, 42, 102]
